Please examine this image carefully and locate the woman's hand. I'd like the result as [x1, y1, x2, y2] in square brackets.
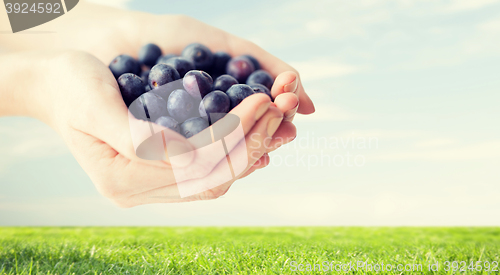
[0, 2, 316, 194]
[0, 50, 285, 206]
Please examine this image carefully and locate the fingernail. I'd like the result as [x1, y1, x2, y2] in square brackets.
[255, 101, 270, 120]
[267, 116, 283, 137]
[284, 77, 298, 93]
[284, 101, 299, 121]
[166, 140, 194, 168]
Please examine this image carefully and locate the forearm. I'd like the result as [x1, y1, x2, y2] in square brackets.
[0, 51, 51, 121]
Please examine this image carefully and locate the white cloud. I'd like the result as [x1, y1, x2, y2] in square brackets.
[306, 19, 331, 35]
[86, 0, 131, 9]
[295, 104, 364, 122]
[290, 60, 361, 82]
[9, 138, 68, 159]
[333, 129, 424, 139]
[319, 131, 500, 162]
[442, 0, 500, 12]
[414, 138, 458, 148]
[286, 0, 392, 38]
[459, 17, 500, 55]
[479, 17, 500, 32]
[371, 140, 500, 161]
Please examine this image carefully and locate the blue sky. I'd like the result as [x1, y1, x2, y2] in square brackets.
[1, 0, 500, 225]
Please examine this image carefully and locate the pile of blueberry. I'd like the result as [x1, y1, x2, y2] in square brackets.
[109, 43, 274, 138]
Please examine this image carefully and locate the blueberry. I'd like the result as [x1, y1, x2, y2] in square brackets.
[140, 92, 169, 122]
[109, 55, 141, 79]
[226, 56, 255, 83]
[247, 70, 274, 90]
[155, 116, 180, 133]
[182, 43, 213, 71]
[156, 54, 177, 65]
[140, 69, 150, 84]
[128, 98, 148, 121]
[151, 87, 172, 103]
[211, 51, 231, 75]
[181, 117, 209, 138]
[150, 77, 184, 103]
[167, 89, 197, 122]
[138, 43, 162, 67]
[242, 55, 261, 70]
[199, 90, 230, 124]
[183, 70, 213, 98]
[213, 74, 238, 92]
[250, 84, 272, 100]
[226, 84, 255, 109]
[117, 73, 146, 106]
[129, 92, 168, 121]
[164, 57, 195, 77]
[148, 63, 180, 89]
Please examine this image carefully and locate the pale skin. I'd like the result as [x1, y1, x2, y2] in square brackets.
[0, 2, 315, 207]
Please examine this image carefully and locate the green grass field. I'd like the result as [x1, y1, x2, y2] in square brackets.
[1, 227, 499, 274]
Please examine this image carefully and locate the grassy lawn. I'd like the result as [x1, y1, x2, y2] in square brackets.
[0, 227, 499, 274]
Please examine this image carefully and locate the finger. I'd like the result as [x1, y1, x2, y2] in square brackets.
[238, 153, 270, 179]
[271, 71, 299, 98]
[274, 92, 299, 122]
[296, 82, 315, 114]
[253, 152, 270, 169]
[235, 105, 283, 175]
[266, 121, 297, 153]
[238, 166, 256, 179]
[227, 93, 272, 136]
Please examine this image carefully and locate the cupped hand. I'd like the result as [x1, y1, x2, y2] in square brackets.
[39, 50, 283, 206]
[2, 2, 315, 185]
